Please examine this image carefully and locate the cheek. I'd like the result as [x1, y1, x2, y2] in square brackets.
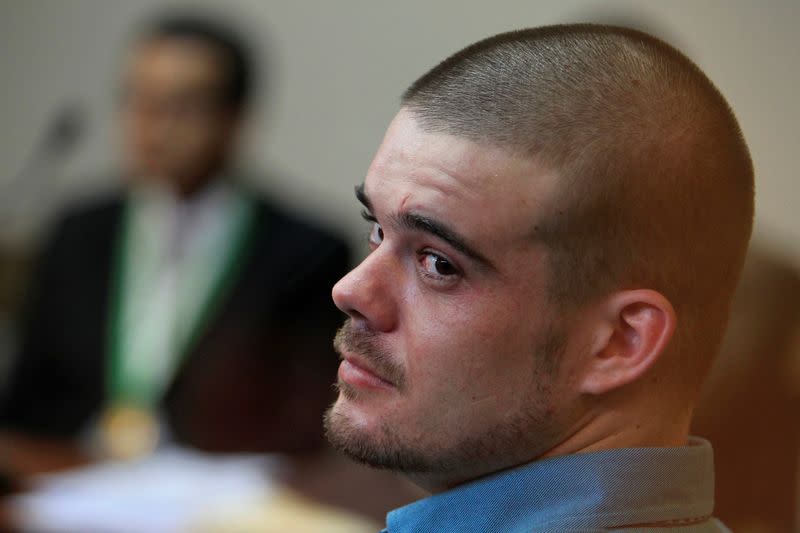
[121, 114, 151, 152]
[402, 285, 539, 398]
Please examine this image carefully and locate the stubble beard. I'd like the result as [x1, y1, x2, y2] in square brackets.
[323, 320, 565, 480]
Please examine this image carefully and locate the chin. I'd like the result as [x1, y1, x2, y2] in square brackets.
[328, 390, 377, 433]
[324, 399, 443, 475]
[324, 401, 378, 461]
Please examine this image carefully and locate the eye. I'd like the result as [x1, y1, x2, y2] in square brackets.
[361, 210, 383, 248]
[368, 221, 384, 247]
[420, 252, 459, 278]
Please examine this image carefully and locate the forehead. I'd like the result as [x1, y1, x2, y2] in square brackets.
[366, 109, 558, 237]
[128, 38, 227, 90]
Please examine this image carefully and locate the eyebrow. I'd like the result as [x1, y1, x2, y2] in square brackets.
[354, 183, 494, 271]
[355, 183, 372, 212]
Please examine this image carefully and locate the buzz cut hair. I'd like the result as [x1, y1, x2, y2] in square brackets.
[401, 25, 754, 385]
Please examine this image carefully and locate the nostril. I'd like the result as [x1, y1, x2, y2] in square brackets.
[346, 308, 367, 322]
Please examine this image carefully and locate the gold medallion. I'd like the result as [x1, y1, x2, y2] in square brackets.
[100, 404, 159, 460]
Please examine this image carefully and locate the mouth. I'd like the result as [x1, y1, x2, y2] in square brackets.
[338, 354, 396, 391]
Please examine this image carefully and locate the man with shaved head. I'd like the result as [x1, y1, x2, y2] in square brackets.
[324, 24, 752, 532]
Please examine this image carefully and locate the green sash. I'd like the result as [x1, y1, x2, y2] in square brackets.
[105, 194, 257, 408]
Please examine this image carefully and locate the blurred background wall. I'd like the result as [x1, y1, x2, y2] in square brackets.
[0, 0, 797, 263]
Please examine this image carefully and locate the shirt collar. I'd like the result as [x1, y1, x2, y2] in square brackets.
[385, 437, 715, 533]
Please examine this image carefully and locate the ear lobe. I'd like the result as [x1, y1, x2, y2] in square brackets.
[579, 290, 676, 395]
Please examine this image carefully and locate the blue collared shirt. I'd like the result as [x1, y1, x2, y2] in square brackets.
[381, 438, 730, 532]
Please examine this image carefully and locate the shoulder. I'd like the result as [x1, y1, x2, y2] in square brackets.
[23, 192, 126, 292]
[248, 193, 352, 264]
[50, 192, 125, 239]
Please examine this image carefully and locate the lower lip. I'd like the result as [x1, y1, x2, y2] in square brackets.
[338, 360, 394, 391]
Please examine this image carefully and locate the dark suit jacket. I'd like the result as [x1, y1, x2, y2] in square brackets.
[1, 190, 350, 453]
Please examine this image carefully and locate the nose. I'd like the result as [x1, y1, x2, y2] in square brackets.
[332, 249, 397, 333]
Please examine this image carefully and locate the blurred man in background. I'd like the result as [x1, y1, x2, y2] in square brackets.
[0, 13, 349, 464]
[325, 25, 753, 532]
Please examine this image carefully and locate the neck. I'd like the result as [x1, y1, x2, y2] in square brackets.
[173, 173, 220, 199]
[409, 403, 693, 495]
[539, 411, 691, 461]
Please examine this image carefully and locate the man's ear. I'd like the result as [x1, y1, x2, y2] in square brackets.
[579, 290, 676, 395]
